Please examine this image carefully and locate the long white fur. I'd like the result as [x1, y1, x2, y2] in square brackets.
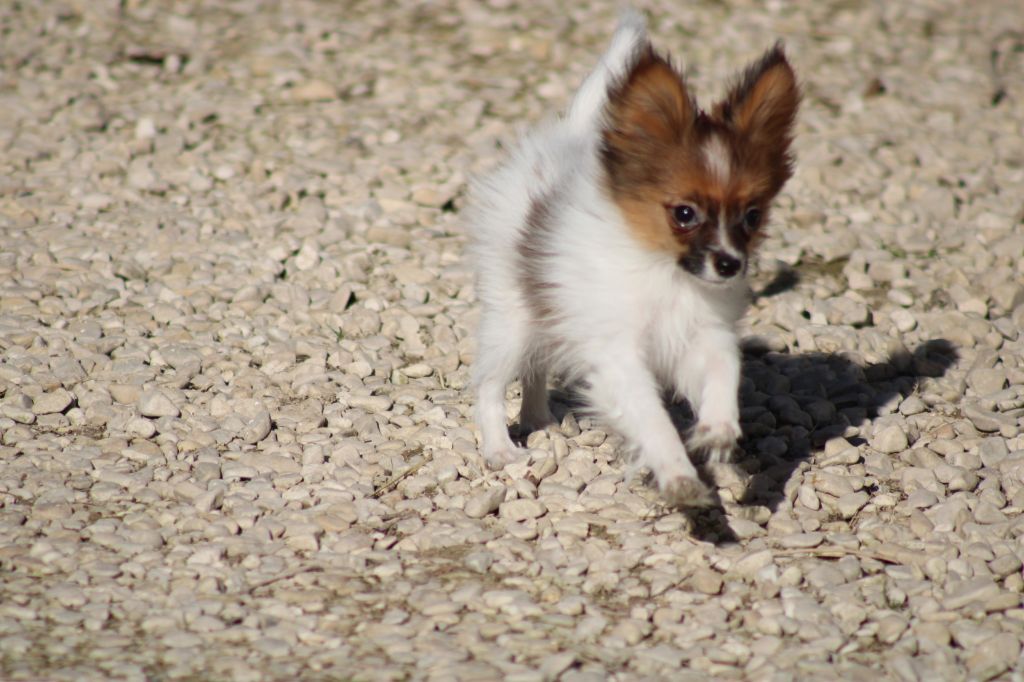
[467, 11, 749, 504]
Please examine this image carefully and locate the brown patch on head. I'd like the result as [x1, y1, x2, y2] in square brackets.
[614, 198, 684, 256]
[601, 49, 702, 257]
[602, 49, 697, 203]
[605, 49, 695, 150]
[600, 42, 800, 268]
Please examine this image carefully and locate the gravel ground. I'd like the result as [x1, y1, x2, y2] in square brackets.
[2, 1, 1024, 680]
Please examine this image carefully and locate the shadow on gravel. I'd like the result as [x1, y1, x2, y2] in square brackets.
[676, 338, 958, 543]
[754, 264, 801, 299]
[534, 339, 958, 545]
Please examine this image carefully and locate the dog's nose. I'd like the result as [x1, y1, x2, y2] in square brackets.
[713, 253, 742, 278]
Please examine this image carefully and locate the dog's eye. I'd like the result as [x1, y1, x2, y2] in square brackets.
[743, 207, 762, 231]
[671, 204, 700, 231]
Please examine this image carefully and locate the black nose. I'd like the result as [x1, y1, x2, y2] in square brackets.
[713, 253, 742, 278]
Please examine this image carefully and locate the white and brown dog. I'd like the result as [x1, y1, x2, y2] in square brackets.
[467, 11, 800, 506]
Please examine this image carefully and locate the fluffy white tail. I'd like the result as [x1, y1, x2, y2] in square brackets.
[566, 9, 649, 134]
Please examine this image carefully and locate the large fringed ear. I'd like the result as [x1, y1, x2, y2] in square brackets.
[715, 44, 800, 169]
[606, 49, 695, 145]
[603, 49, 697, 191]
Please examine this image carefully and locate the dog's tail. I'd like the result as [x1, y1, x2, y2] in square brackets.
[566, 9, 649, 134]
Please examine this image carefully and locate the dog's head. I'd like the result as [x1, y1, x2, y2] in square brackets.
[601, 44, 800, 284]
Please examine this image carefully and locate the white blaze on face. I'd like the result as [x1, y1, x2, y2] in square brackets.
[701, 135, 744, 261]
[702, 134, 731, 185]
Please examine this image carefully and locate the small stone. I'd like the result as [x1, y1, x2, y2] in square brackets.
[727, 517, 766, 539]
[238, 408, 272, 444]
[810, 472, 854, 497]
[464, 550, 494, 573]
[400, 364, 433, 378]
[163, 632, 204, 648]
[915, 622, 951, 649]
[187, 546, 225, 566]
[410, 186, 447, 208]
[836, 491, 870, 518]
[636, 644, 685, 670]
[0, 404, 34, 424]
[958, 298, 988, 316]
[138, 390, 180, 418]
[875, 614, 908, 644]
[254, 637, 292, 659]
[247, 453, 300, 475]
[888, 289, 914, 307]
[194, 489, 224, 513]
[988, 554, 1023, 578]
[943, 577, 1002, 610]
[823, 437, 853, 457]
[33, 503, 72, 521]
[867, 260, 907, 282]
[904, 489, 938, 509]
[135, 117, 156, 139]
[966, 633, 1021, 681]
[967, 368, 1008, 396]
[213, 164, 236, 181]
[805, 564, 847, 588]
[31, 389, 74, 415]
[348, 395, 394, 412]
[973, 501, 1007, 524]
[365, 225, 411, 247]
[127, 160, 158, 191]
[552, 596, 585, 617]
[174, 481, 205, 502]
[774, 532, 824, 549]
[732, 549, 774, 578]
[499, 498, 547, 521]
[963, 404, 1015, 434]
[80, 193, 112, 210]
[951, 621, 1001, 649]
[292, 243, 319, 270]
[891, 309, 917, 331]
[978, 438, 1009, 467]
[871, 425, 909, 454]
[898, 396, 926, 416]
[109, 384, 141, 405]
[290, 79, 336, 102]
[830, 297, 871, 326]
[126, 417, 157, 438]
[689, 568, 723, 595]
[819, 446, 862, 466]
[464, 485, 506, 519]
[222, 463, 257, 480]
[539, 653, 576, 680]
[847, 270, 873, 290]
[832, 602, 867, 630]
[929, 499, 971, 532]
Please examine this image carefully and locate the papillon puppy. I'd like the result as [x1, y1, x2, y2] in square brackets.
[467, 10, 799, 507]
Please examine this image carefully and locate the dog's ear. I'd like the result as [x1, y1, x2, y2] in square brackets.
[715, 44, 800, 168]
[604, 49, 696, 150]
[602, 49, 696, 194]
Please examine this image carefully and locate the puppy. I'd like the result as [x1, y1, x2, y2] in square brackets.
[467, 10, 799, 507]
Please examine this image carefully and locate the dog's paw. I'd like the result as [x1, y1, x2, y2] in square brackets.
[660, 475, 719, 509]
[482, 446, 529, 471]
[688, 421, 740, 464]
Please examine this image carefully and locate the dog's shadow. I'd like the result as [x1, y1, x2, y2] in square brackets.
[538, 337, 958, 544]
